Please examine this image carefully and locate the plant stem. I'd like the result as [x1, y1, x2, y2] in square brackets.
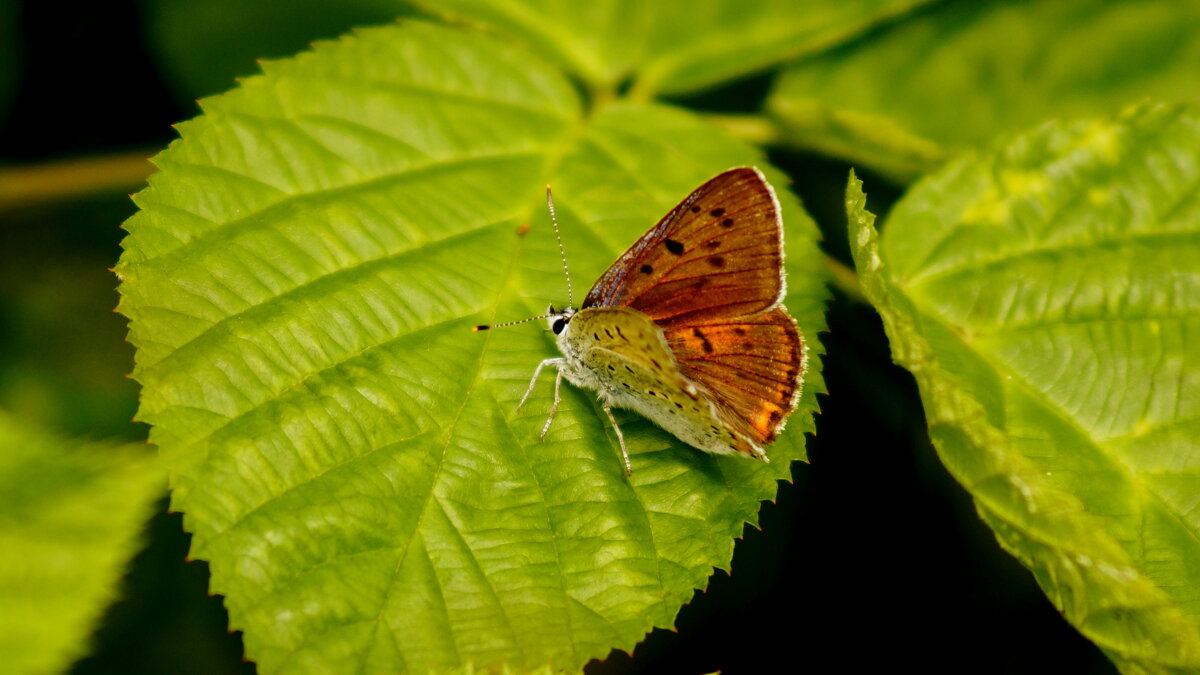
[0, 148, 159, 211]
[702, 114, 780, 147]
[824, 255, 864, 303]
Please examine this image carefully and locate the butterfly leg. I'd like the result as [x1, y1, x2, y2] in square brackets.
[601, 401, 633, 477]
[517, 357, 565, 412]
[538, 368, 564, 441]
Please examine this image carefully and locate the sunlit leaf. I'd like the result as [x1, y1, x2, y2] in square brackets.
[847, 100, 1200, 671]
[116, 21, 828, 673]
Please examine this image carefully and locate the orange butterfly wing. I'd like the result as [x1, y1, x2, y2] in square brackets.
[663, 308, 804, 447]
[582, 167, 805, 450]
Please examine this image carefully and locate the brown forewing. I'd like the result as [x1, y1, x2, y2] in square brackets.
[582, 167, 783, 329]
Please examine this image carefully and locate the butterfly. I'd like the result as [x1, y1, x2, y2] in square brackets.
[477, 167, 806, 475]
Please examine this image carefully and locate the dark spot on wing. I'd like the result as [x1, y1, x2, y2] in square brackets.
[733, 327, 746, 336]
[690, 205, 701, 213]
[710, 207, 725, 217]
[605, 329, 613, 338]
[692, 328, 714, 354]
[708, 255, 724, 268]
[705, 240, 720, 249]
[607, 365, 615, 371]
[593, 333, 599, 340]
[665, 238, 684, 255]
[641, 264, 653, 274]
[615, 326, 628, 341]
[692, 279, 708, 291]
[769, 409, 783, 423]
[721, 218, 734, 227]
[674, 402, 683, 409]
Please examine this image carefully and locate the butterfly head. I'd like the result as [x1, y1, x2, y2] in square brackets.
[546, 303, 576, 335]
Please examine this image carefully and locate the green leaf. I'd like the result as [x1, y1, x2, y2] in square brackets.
[421, 0, 938, 97]
[772, 0, 1200, 181]
[846, 100, 1200, 671]
[0, 413, 163, 674]
[116, 21, 828, 673]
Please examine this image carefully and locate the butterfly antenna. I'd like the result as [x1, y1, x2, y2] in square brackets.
[546, 185, 574, 307]
[472, 314, 552, 332]
[474, 185, 572, 333]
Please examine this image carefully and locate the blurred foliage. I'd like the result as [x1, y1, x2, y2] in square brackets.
[0, 414, 162, 674]
[0, 194, 143, 441]
[138, 0, 411, 102]
[769, 0, 1200, 180]
[416, 0, 937, 96]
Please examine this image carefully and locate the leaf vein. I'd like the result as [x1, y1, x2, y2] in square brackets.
[128, 149, 545, 268]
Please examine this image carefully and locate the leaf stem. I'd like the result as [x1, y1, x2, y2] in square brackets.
[702, 113, 780, 147]
[823, 255, 864, 303]
[0, 148, 159, 211]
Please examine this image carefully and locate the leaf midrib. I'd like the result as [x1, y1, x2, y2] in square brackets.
[904, 222, 1200, 289]
[422, 0, 614, 85]
[356, 181, 592, 671]
[900, 108, 1199, 287]
[135, 219, 513, 388]
[125, 149, 546, 273]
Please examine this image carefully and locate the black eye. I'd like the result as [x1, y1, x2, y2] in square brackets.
[552, 318, 567, 334]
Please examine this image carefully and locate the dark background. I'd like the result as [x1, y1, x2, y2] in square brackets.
[0, 2, 1114, 673]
